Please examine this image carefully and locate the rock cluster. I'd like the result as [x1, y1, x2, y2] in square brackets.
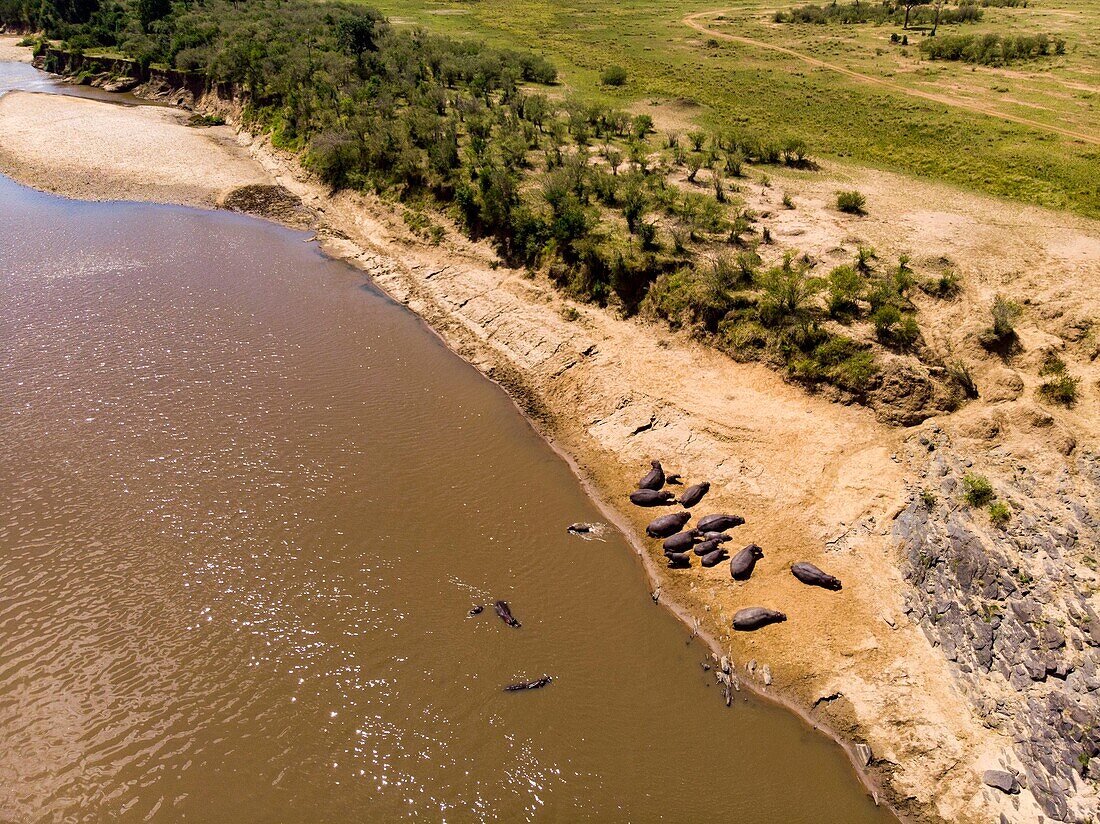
[894, 427, 1100, 821]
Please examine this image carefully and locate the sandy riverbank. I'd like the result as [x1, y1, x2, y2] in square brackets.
[2, 40, 1098, 822]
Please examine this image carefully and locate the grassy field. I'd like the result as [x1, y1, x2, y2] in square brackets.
[368, 0, 1100, 217]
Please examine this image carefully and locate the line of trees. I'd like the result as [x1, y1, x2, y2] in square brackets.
[774, 0, 983, 26]
[920, 31, 1065, 62]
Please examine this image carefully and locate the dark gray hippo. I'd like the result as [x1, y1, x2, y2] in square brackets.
[638, 460, 665, 490]
[665, 473, 683, 485]
[791, 562, 842, 590]
[494, 600, 521, 628]
[677, 481, 710, 508]
[697, 513, 745, 532]
[630, 489, 675, 507]
[646, 511, 691, 538]
[662, 529, 700, 552]
[732, 607, 787, 631]
[701, 532, 732, 544]
[504, 675, 552, 692]
[692, 538, 722, 557]
[666, 552, 692, 569]
[700, 548, 728, 568]
[729, 543, 764, 580]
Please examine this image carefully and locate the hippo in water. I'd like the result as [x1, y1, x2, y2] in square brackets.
[666, 552, 691, 569]
[662, 529, 700, 552]
[729, 544, 764, 580]
[677, 481, 710, 508]
[692, 538, 722, 557]
[700, 548, 728, 568]
[732, 607, 787, 631]
[697, 513, 745, 532]
[504, 675, 553, 692]
[494, 600, 521, 628]
[630, 489, 675, 507]
[638, 460, 665, 490]
[645, 511, 691, 538]
[468, 605, 484, 616]
[791, 562, 843, 591]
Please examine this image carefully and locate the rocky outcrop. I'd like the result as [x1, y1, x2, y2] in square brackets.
[895, 425, 1100, 822]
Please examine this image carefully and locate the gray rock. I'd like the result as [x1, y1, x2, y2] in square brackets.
[982, 770, 1020, 794]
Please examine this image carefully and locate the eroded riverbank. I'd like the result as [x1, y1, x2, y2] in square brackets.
[4, 37, 1099, 822]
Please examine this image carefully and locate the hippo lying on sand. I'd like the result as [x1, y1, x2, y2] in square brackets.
[732, 607, 787, 631]
[494, 600, 521, 627]
[630, 489, 675, 507]
[692, 538, 722, 557]
[666, 552, 691, 568]
[701, 532, 732, 544]
[729, 544, 764, 580]
[638, 460, 665, 490]
[677, 481, 710, 508]
[697, 513, 744, 532]
[646, 511, 691, 538]
[504, 675, 552, 691]
[662, 529, 700, 552]
[701, 548, 728, 568]
[791, 562, 842, 590]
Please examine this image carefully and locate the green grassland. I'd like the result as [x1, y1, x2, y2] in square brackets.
[368, 0, 1100, 217]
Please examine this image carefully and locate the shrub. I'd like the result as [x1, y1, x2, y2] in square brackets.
[988, 501, 1011, 527]
[836, 190, 866, 215]
[827, 265, 863, 319]
[920, 489, 937, 509]
[962, 473, 994, 507]
[782, 192, 795, 209]
[946, 359, 979, 399]
[979, 294, 1021, 349]
[601, 65, 627, 86]
[1038, 374, 1079, 406]
[922, 270, 960, 298]
[758, 259, 822, 327]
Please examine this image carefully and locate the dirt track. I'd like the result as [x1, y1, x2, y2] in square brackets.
[683, 10, 1100, 146]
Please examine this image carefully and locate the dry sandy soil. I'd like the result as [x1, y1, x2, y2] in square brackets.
[0, 90, 268, 208]
[1, 47, 1098, 821]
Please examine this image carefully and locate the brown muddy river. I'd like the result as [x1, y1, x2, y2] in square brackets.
[0, 66, 895, 823]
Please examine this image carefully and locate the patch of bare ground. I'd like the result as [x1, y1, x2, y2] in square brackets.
[0, 34, 32, 63]
[2, 75, 1098, 821]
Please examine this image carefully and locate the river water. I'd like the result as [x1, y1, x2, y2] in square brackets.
[0, 60, 895, 822]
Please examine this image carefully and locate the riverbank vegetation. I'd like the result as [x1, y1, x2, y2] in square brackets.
[0, 0, 1061, 419]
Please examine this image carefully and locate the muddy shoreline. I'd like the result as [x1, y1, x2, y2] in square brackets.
[9, 35, 1093, 822]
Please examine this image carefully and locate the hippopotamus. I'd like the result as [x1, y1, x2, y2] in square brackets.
[646, 511, 691, 538]
[732, 607, 787, 631]
[701, 548, 729, 568]
[677, 481, 710, 508]
[791, 562, 843, 590]
[468, 605, 484, 616]
[692, 538, 722, 556]
[504, 675, 553, 691]
[666, 552, 691, 568]
[697, 513, 745, 532]
[630, 489, 675, 507]
[638, 460, 665, 490]
[665, 473, 683, 485]
[701, 532, 732, 544]
[662, 529, 700, 552]
[494, 600, 521, 627]
[729, 543, 764, 580]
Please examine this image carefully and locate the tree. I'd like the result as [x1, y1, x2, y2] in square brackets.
[900, 0, 930, 29]
[338, 14, 382, 73]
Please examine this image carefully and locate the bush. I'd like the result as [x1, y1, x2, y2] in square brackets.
[962, 473, 995, 507]
[1038, 374, 1079, 406]
[836, 190, 866, 215]
[827, 264, 863, 319]
[920, 489, 937, 509]
[601, 65, 627, 87]
[979, 294, 1021, 349]
[988, 501, 1011, 527]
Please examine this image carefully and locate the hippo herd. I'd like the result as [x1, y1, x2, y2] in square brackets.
[630, 460, 843, 634]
